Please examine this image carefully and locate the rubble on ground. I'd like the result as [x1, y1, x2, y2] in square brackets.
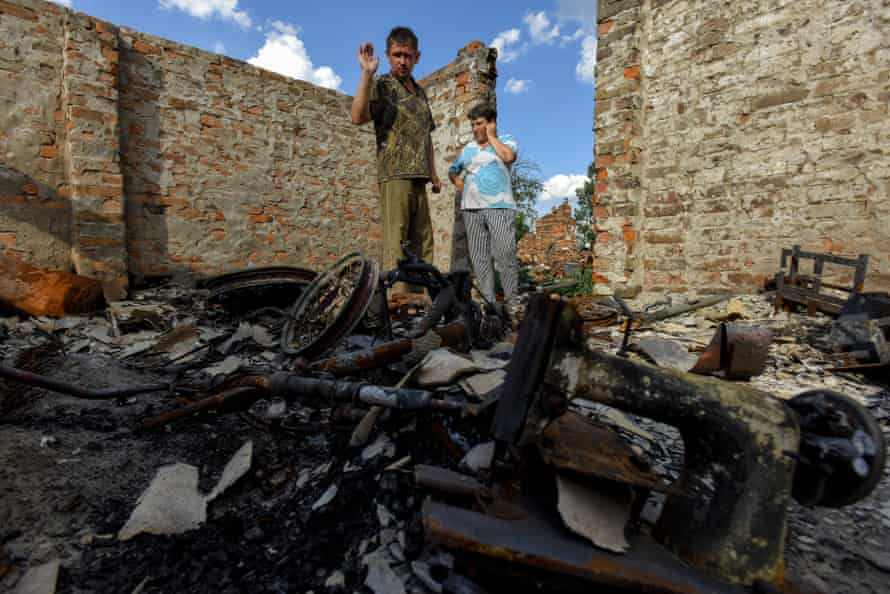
[0, 272, 888, 593]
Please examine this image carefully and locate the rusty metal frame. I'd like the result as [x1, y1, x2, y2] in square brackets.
[202, 266, 316, 304]
[492, 295, 800, 586]
[423, 499, 750, 594]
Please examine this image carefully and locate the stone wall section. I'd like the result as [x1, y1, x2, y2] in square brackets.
[0, 0, 70, 269]
[116, 28, 379, 281]
[61, 11, 128, 296]
[592, 0, 645, 290]
[595, 0, 890, 294]
[420, 41, 498, 272]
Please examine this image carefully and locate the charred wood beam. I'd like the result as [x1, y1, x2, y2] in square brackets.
[0, 254, 106, 318]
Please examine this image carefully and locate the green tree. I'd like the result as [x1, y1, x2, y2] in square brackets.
[510, 158, 543, 242]
[574, 161, 596, 248]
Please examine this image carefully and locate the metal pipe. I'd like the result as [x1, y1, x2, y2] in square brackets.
[309, 321, 468, 375]
[0, 363, 170, 400]
[142, 372, 471, 428]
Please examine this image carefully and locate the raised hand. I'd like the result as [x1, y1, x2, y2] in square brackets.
[485, 120, 498, 140]
[358, 42, 379, 74]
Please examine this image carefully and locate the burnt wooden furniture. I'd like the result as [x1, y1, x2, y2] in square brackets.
[774, 245, 869, 316]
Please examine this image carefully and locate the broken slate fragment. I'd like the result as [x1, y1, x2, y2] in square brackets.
[363, 549, 406, 594]
[362, 433, 396, 462]
[410, 561, 442, 593]
[206, 441, 253, 502]
[204, 355, 244, 378]
[376, 504, 396, 528]
[459, 370, 506, 399]
[324, 570, 346, 588]
[12, 559, 60, 594]
[555, 474, 632, 553]
[460, 442, 495, 473]
[415, 349, 480, 387]
[118, 463, 206, 540]
[118, 442, 254, 540]
[638, 336, 698, 372]
[311, 484, 338, 510]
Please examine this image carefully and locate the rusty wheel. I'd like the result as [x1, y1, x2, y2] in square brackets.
[280, 253, 379, 359]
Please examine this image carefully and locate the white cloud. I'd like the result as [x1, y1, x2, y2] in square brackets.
[490, 28, 523, 63]
[556, 0, 598, 30]
[504, 78, 530, 94]
[248, 21, 342, 90]
[158, 0, 251, 28]
[524, 11, 561, 44]
[48, 0, 72, 6]
[560, 28, 586, 45]
[575, 35, 597, 84]
[542, 174, 587, 202]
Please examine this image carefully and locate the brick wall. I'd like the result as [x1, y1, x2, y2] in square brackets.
[0, 1, 70, 269]
[518, 202, 591, 279]
[594, 0, 890, 294]
[0, 0, 496, 293]
[116, 27, 379, 281]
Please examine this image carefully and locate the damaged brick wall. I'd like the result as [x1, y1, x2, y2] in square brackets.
[594, 0, 890, 294]
[0, 0, 497, 288]
[0, 1, 71, 271]
[518, 202, 591, 279]
[116, 29, 378, 280]
[420, 41, 498, 272]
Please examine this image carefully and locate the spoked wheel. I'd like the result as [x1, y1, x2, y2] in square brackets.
[281, 253, 379, 359]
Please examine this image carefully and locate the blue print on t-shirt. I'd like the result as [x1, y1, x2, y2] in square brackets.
[476, 163, 510, 195]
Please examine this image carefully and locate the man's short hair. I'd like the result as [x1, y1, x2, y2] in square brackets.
[468, 103, 497, 122]
[386, 27, 419, 52]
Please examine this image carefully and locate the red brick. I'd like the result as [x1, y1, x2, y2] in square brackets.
[78, 236, 123, 248]
[70, 107, 106, 122]
[592, 273, 610, 284]
[598, 21, 614, 36]
[40, 145, 58, 158]
[624, 65, 640, 80]
[0, 1, 37, 21]
[133, 40, 160, 55]
[622, 227, 637, 242]
[596, 155, 614, 168]
[727, 273, 762, 286]
[101, 47, 119, 63]
[645, 232, 683, 244]
[73, 184, 123, 198]
[200, 114, 221, 128]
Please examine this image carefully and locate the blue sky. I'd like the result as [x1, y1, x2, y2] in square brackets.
[50, 0, 596, 215]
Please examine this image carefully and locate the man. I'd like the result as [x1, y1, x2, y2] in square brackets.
[351, 27, 441, 291]
[448, 103, 519, 310]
